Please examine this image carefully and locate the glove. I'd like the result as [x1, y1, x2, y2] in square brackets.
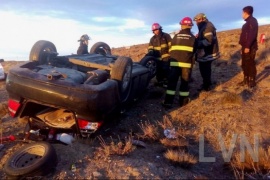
[146, 50, 154, 56]
[162, 57, 170, 62]
[197, 49, 205, 58]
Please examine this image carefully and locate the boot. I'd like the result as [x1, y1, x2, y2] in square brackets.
[179, 97, 190, 107]
[197, 84, 211, 91]
[238, 76, 248, 86]
[162, 101, 172, 109]
[249, 77, 256, 88]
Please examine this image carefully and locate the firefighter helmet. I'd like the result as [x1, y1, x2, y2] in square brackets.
[152, 23, 161, 31]
[193, 13, 207, 21]
[180, 17, 193, 26]
[78, 34, 91, 42]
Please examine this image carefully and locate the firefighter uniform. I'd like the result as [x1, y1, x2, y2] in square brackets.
[148, 25, 172, 86]
[77, 34, 90, 55]
[163, 17, 196, 108]
[194, 13, 220, 91]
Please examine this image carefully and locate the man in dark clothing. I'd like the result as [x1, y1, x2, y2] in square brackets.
[147, 23, 172, 87]
[193, 13, 220, 91]
[239, 6, 258, 88]
[162, 17, 197, 108]
[77, 34, 90, 55]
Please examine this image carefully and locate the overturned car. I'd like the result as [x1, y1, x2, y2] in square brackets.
[6, 40, 158, 138]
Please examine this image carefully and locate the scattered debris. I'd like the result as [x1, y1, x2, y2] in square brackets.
[164, 128, 177, 139]
[131, 139, 147, 148]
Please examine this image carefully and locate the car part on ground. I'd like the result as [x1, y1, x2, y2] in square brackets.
[4, 142, 58, 179]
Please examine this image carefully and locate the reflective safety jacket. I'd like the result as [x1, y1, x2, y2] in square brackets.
[196, 20, 220, 62]
[169, 28, 196, 68]
[148, 32, 172, 60]
[77, 44, 89, 55]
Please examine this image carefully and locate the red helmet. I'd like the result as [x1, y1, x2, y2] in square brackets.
[152, 23, 161, 31]
[180, 17, 193, 26]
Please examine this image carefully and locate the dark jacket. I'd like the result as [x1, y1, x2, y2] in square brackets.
[239, 15, 258, 50]
[169, 28, 196, 68]
[148, 32, 172, 60]
[77, 44, 89, 55]
[196, 20, 220, 62]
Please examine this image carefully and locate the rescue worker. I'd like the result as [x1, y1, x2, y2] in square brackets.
[193, 13, 220, 91]
[162, 17, 197, 108]
[147, 23, 172, 87]
[238, 6, 258, 88]
[77, 34, 91, 55]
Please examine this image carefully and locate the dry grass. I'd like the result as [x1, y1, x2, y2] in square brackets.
[137, 120, 160, 141]
[164, 149, 197, 168]
[220, 92, 242, 106]
[0, 102, 8, 118]
[160, 138, 188, 148]
[158, 115, 175, 129]
[230, 146, 270, 173]
[98, 136, 136, 156]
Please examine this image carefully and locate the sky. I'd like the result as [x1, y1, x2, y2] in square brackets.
[0, 0, 269, 61]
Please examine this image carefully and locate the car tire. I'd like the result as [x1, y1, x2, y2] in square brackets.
[111, 56, 133, 102]
[90, 42, 111, 55]
[4, 142, 58, 179]
[139, 56, 157, 80]
[29, 40, 57, 64]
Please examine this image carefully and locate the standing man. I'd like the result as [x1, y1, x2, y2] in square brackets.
[193, 13, 220, 91]
[162, 17, 197, 108]
[77, 34, 91, 55]
[147, 23, 172, 87]
[239, 6, 258, 88]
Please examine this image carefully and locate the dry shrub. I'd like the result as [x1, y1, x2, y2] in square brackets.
[230, 146, 270, 174]
[158, 115, 174, 129]
[221, 92, 242, 106]
[0, 102, 8, 118]
[164, 149, 197, 168]
[160, 138, 188, 148]
[98, 136, 135, 157]
[137, 120, 159, 141]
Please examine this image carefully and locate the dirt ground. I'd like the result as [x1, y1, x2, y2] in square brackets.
[0, 24, 270, 179]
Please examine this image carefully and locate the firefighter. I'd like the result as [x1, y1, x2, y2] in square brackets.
[147, 23, 172, 87]
[162, 17, 197, 108]
[77, 34, 91, 55]
[193, 13, 220, 91]
[238, 6, 258, 88]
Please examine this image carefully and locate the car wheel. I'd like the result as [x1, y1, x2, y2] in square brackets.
[139, 56, 157, 79]
[90, 42, 111, 55]
[29, 40, 57, 64]
[4, 142, 58, 179]
[111, 56, 133, 102]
